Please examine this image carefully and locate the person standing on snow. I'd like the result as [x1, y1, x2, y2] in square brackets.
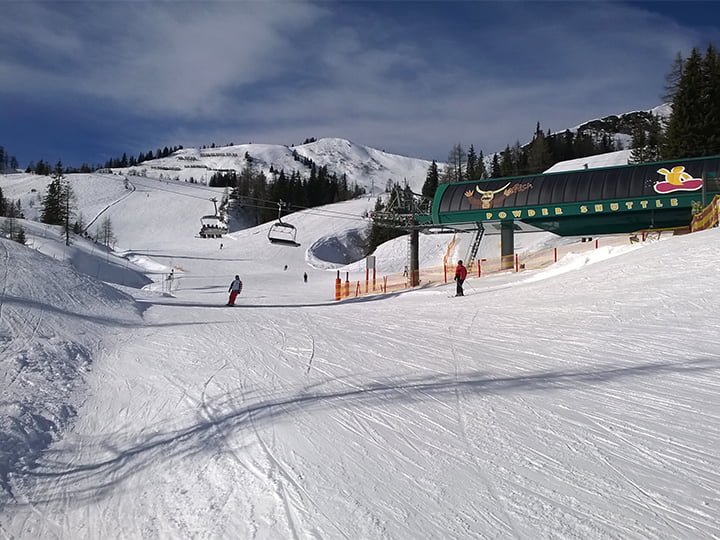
[227, 275, 243, 306]
[454, 260, 467, 297]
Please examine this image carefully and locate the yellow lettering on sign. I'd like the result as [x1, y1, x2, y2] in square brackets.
[625, 201, 634, 209]
[527, 209, 536, 217]
[498, 211, 507, 218]
[655, 200, 663, 208]
[640, 201, 649, 208]
[670, 198, 678, 206]
[610, 203, 619, 211]
[580, 205, 588, 213]
[555, 207, 563, 215]
[594, 204, 604, 212]
[486, 212, 493, 219]
[512, 210, 523, 218]
[542, 208, 549, 216]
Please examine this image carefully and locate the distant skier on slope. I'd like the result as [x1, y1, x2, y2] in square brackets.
[454, 260, 467, 297]
[227, 275, 243, 306]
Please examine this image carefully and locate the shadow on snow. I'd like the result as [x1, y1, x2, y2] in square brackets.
[11, 357, 719, 506]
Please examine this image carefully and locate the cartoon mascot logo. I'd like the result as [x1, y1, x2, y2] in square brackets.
[653, 166, 703, 194]
[464, 182, 532, 209]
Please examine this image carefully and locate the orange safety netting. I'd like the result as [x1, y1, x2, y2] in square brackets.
[336, 235, 652, 300]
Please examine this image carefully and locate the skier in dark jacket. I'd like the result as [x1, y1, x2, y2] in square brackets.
[227, 275, 243, 306]
[454, 260, 467, 296]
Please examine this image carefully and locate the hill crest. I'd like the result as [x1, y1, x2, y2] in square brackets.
[114, 137, 434, 195]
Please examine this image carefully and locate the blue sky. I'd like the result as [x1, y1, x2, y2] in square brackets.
[2, 1, 719, 169]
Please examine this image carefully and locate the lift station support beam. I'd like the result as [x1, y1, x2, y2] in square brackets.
[501, 221, 515, 270]
[409, 229, 420, 287]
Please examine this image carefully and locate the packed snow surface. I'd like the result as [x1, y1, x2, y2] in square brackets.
[1, 169, 719, 539]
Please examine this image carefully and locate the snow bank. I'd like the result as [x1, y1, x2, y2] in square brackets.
[0, 238, 143, 503]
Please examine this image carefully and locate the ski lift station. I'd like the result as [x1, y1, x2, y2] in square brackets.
[402, 155, 720, 283]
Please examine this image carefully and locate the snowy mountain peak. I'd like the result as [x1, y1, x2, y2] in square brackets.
[118, 137, 433, 195]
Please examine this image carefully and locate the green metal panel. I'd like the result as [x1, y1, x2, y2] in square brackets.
[428, 155, 720, 236]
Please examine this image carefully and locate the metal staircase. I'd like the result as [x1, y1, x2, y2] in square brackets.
[465, 223, 485, 266]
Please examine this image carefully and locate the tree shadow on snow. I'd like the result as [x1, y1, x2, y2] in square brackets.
[12, 357, 719, 506]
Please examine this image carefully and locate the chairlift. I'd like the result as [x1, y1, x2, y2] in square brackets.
[268, 200, 300, 247]
[198, 198, 228, 238]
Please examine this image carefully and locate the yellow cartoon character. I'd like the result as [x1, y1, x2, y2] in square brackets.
[654, 166, 702, 194]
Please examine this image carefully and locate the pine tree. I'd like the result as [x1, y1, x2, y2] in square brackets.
[663, 52, 685, 102]
[664, 47, 705, 159]
[630, 114, 664, 164]
[41, 176, 65, 225]
[646, 114, 664, 162]
[527, 122, 552, 173]
[61, 179, 75, 246]
[421, 161, 440, 199]
[700, 44, 720, 155]
[466, 145, 478, 180]
[490, 153, 502, 178]
[366, 196, 404, 254]
[628, 120, 649, 163]
[500, 145, 514, 177]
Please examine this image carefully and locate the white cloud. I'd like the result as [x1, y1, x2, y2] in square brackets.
[2, 1, 328, 114]
[2, 1, 719, 164]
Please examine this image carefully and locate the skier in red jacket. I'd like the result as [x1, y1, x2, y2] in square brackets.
[454, 260, 467, 297]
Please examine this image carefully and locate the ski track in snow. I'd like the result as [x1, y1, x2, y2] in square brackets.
[2, 170, 720, 539]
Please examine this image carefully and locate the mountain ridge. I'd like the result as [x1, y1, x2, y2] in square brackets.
[109, 104, 670, 195]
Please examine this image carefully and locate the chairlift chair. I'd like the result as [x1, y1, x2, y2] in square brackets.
[199, 215, 228, 238]
[268, 200, 300, 246]
[268, 221, 299, 246]
[198, 197, 228, 238]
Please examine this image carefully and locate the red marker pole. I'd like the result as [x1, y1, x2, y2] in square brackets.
[335, 271, 342, 301]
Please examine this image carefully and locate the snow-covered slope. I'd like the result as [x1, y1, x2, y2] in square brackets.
[2, 138, 720, 538]
[0, 162, 720, 540]
[543, 149, 632, 173]
[115, 137, 434, 196]
[1, 192, 719, 537]
[0, 238, 143, 495]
